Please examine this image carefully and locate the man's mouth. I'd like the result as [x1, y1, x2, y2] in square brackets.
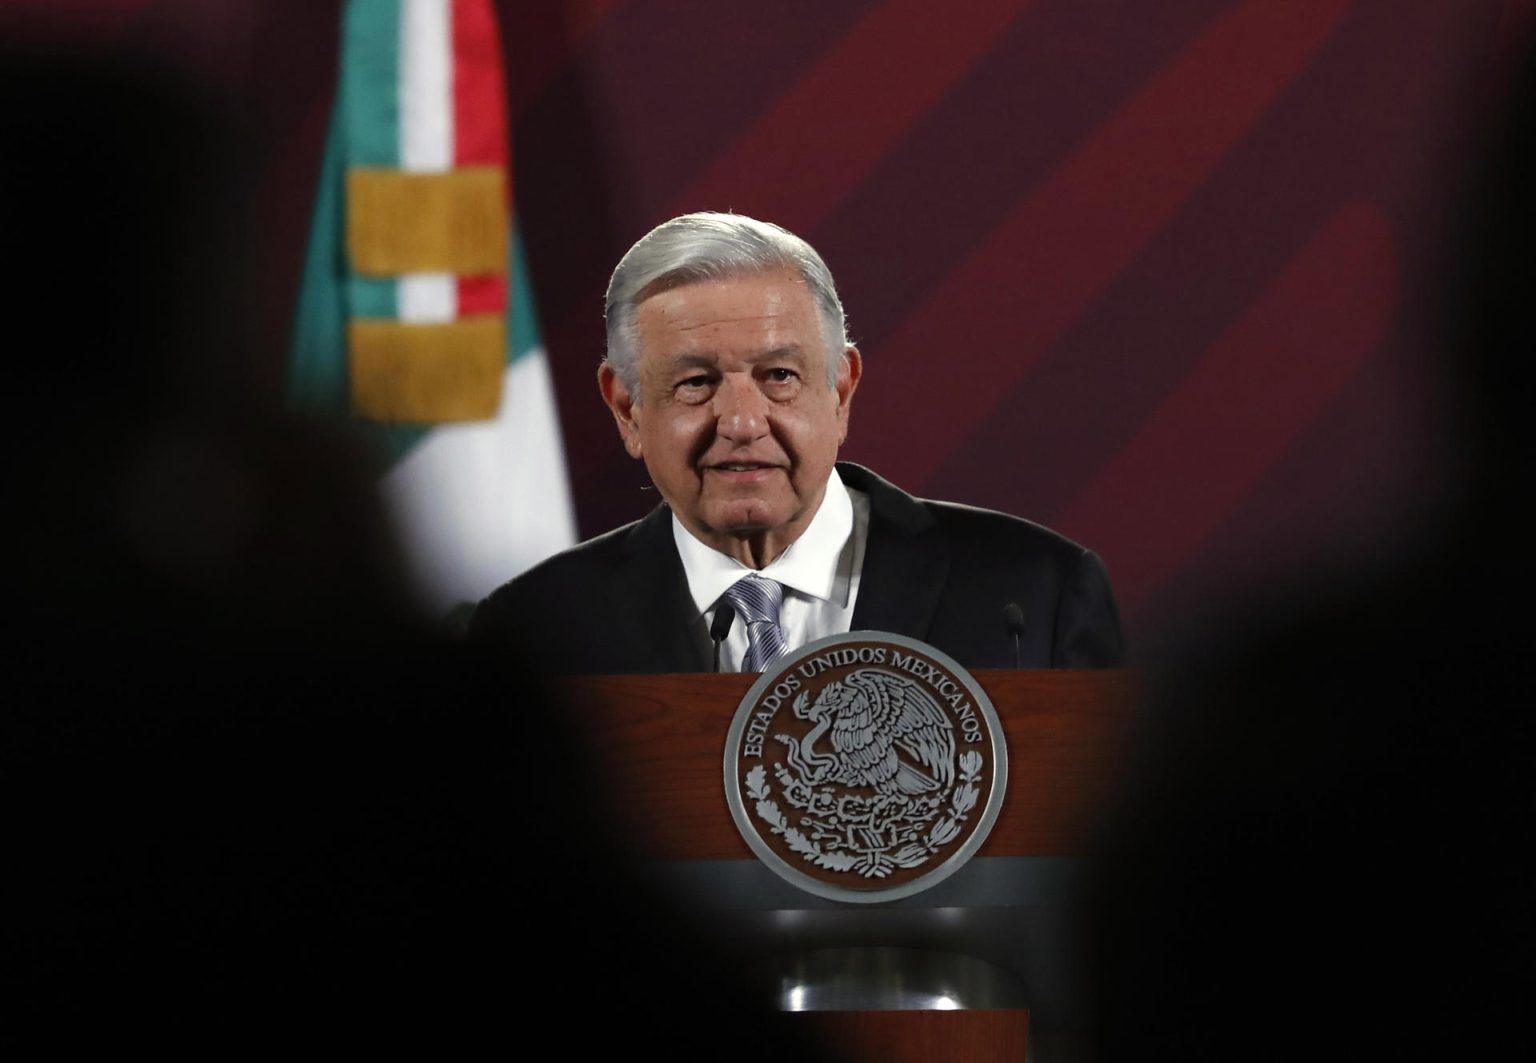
[705, 462, 782, 480]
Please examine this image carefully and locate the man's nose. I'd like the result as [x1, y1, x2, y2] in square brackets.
[713, 374, 770, 442]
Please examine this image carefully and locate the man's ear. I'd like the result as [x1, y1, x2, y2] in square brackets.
[835, 345, 862, 444]
[598, 362, 644, 459]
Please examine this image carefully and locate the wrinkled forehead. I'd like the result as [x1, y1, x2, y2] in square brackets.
[632, 269, 830, 365]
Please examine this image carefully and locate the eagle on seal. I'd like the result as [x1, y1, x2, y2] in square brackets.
[786, 670, 957, 796]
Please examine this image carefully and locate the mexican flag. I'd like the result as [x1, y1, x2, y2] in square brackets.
[287, 0, 576, 625]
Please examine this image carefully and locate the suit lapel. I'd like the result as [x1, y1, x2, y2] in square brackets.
[618, 505, 709, 672]
[841, 464, 949, 642]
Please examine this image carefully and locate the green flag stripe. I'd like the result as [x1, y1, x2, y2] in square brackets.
[285, 105, 348, 413]
[509, 224, 540, 362]
[341, 0, 401, 168]
[349, 276, 399, 319]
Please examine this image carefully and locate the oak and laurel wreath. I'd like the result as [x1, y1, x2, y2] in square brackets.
[743, 750, 986, 878]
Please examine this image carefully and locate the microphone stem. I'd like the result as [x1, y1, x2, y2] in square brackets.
[710, 605, 736, 673]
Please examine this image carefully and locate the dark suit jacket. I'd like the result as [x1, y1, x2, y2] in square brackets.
[469, 463, 1124, 673]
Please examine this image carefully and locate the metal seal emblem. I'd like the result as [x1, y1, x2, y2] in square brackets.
[724, 631, 1008, 903]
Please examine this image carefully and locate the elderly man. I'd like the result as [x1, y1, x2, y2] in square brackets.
[469, 212, 1123, 673]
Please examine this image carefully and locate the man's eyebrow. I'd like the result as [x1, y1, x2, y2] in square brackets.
[660, 353, 718, 372]
[659, 346, 807, 370]
[754, 345, 807, 362]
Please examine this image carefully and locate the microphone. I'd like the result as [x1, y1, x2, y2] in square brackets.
[1002, 602, 1026, 669]
[710, 603, 736, 673]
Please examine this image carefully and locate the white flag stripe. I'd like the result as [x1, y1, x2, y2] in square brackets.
[397, 272, 457, 322]
[379, 348, 579, 616]
[396, 8, 457, 330]
[399, 0, 452, 173]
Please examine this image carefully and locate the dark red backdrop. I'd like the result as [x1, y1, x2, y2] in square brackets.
[9, 0, 1530, 651]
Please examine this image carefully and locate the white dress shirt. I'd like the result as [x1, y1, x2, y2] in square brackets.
[673, 468, 871, 672]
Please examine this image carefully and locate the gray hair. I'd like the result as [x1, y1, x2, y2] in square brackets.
[603, 211, 850, 396]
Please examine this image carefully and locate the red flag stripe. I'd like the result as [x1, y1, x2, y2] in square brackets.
[453, 0, 509, 169]
[457, 274, 507, 316]
[454, 0, 509, 313]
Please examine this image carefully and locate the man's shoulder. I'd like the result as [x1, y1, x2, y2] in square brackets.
[840, 461, 1093, 565]
[924, 496, 1093, 564]
[480, 512, 658, 610]
[466, 504, 697, 671]
[839, 462, 1123, 667]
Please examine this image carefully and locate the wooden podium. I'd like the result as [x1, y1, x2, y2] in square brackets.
[551, 669, 1141, 1063]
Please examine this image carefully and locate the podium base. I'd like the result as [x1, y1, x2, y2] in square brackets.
[778, 1005, 1029, 1063]
[763, 945, 1028, 1011]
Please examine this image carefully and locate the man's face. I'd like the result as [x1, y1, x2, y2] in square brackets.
[599, 269, 861, 568]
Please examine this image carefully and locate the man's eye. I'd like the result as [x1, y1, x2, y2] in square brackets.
[766, 368, 798, 383]
[674, 375, 714, 401]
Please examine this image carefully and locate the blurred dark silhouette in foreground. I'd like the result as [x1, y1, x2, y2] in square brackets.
[1, 50, 826, 1056]
[1075, 40, 1534, 1063]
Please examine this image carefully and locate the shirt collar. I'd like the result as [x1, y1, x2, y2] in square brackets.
[672, 468, 855, 619]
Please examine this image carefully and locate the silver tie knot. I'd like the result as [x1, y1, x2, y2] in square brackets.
[722, 574, 788, 672]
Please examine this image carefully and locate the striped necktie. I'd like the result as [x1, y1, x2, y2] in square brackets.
[723, 574, 788, 672]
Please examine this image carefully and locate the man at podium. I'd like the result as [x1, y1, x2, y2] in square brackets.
[470, 212, 1123, 674]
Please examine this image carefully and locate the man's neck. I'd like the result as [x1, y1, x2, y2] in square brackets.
[671, 469, 855, 620]
[723, 528, 799, 570]
[685, 490, 830, 569]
